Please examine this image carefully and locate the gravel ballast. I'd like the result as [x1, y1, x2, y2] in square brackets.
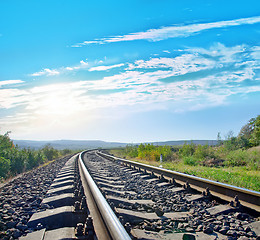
[0, 155, 72, 239]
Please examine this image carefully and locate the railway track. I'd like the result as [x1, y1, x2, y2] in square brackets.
[84, 150, 260, 240]
[13, 150, 259, 240]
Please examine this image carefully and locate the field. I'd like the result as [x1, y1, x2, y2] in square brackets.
[108, 145, 260, 191]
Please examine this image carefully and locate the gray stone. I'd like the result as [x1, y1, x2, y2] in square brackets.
[237, 237, 249, 240]
[219, 228, 228, 234]
[12, 229, 21, 238]
[16, 222, 28, 231]
[203, 227, 213, 234]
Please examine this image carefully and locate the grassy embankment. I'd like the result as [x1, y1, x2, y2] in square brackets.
[108, 145, 260, 192]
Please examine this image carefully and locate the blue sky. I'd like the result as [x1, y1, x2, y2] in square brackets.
[0, 0, 259, 142]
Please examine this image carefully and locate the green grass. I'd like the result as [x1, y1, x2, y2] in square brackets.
[108, 149, 260, 192]
[163, 161, 260, 191]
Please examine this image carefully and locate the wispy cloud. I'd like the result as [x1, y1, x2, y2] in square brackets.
[30, 68, 60, 77]
[89, 63, 124, 71]
[29, 60, 89, 77]
[1, 43, 259, 135]
[0, 80, 24, 87]
[29, 60, 125, 77]
[72, 16, 260, 47]
[127, 54, 216, 75]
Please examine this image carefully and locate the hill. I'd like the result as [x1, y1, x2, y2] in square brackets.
[13, 140, 128, 150]
[13, 139, 217, 150]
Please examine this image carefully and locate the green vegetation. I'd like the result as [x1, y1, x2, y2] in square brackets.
[112, 143, 172, 162]
[0, 132, 75, 181]
[109, 115, 260, 191]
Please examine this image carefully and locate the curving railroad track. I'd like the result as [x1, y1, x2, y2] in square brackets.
[14, 150, 259, 240]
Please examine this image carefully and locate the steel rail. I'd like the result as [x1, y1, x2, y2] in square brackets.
[79, 151, 131, 240]
[97, 151, 260, 213]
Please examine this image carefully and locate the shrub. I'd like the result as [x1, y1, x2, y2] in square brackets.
[245, 150, 260, 170]
[0, 157, 10, 178]
[179, 142, 195, 157]
[194, 144, 215, 159]
[183, 156, 201, 166]
[225, 149, 247, 167]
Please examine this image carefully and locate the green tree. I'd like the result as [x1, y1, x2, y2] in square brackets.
[238, 117, 256, 140]
[194, 144, 209, 159]
[125, 145, 138, 158]
[6, 148, 26, 174]
[179, 142, 195, 157]
[35, 151, 47, 165]
[26, 149, 38, 170]
[250, 115, 260, 146]
[0, 131, 14, 153]
[238, 115, 260, 147]
[0, 157, 10, 178]
[42, 144, 60, 160]
[61, 149, 72, 155]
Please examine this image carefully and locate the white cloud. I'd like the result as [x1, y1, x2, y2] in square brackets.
[0, 88, 28, 109]
[73, 16, 260, 46]
[30, 68, 60, 77]
[187, 43, 247, 63]
[251, 46, 260, 60]
[1, 44, 259, 136]
[30, 60, 125, 77]
[127, 55, 216, 76]
[89, 63, 124, 71]
[29, 59, 89, 77]
[0, 80, 24, 87]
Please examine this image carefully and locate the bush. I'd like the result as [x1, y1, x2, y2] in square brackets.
[136, 144, 172, 161]
[247, 150, 260, 170]
[225, 149, 247, 167]
[194, 144, 215, 159]
[0, 157, 10, 178]
[125, 145, 138, 158]
[183, 156, 201, 166]
[224, 149, 260, 169]
[179, 142, 195, 157]
[42, 144, 60, 160]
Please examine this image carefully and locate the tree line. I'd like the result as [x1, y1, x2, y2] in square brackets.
[116, 115, 260, 170]
[0, 132, 73, 179]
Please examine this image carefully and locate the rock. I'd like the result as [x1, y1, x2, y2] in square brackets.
[154, 208, 164, 217]
[178, 223, 184, 229]
[219, 228, 228, 234]
[16, 222, 28, 231]
[203, 226, 213, 234]
[186, 227, 195, 232]
[6, 221, 17, 229]
[213, 225, 221, 231]
[234, 212, 242, 218]
[237, 236, 249, 240]
[226, 230, 237, 237]
[12, 229, 21, 238]
[0, 220, 5, 230]
[0, 155, 69, 238]
[246, 231, 256, 237]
